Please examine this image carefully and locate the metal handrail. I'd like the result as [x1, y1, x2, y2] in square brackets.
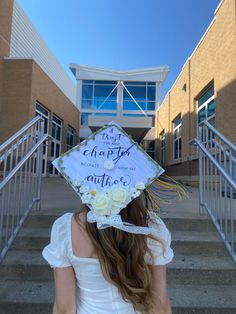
[194, 121, 236, 263]
[0, 116, 41, 151]
[199, 120, 236, 152]
[194, 138, 236, 190]
[0, 116, 48, 263]
[0, 134, 48, 191]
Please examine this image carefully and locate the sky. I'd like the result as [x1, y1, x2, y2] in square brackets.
[17, 0, 221, 101]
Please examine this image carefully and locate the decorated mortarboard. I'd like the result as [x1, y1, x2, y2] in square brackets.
[53, 121, 187, 235]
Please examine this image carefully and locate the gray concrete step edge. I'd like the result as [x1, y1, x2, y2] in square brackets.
[0, 281, 236, 313]
[1, 250, 235, 284]
[23, 212, 219, 232]
[10, 227, 229, 255]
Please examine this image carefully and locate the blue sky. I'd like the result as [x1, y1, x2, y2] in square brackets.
[17, 0, 221, 101]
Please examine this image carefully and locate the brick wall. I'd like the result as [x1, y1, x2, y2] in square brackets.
[156, 0, 236, 183]
[0, 59, 80, 149]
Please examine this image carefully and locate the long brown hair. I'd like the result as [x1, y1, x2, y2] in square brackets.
[75, 194, 164, 313]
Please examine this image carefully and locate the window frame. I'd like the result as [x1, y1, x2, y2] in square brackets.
[81, 80, 117, 112]
[160, 130, 165, 165]
[123, 81, 156, 111]
[173, 117, 182, 161]
[197, 90, 215, 127]
[67, 126, 75, 150]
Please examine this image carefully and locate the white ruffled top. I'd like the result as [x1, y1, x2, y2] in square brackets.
[42, 212, 174, 314]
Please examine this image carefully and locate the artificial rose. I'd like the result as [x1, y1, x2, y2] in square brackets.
[135, 181, 145, 190]
[130, 188, 141, 198]
[73, 180, 81, 187]
[92, 192, 112, 216]
[81, 193, 92, 204]
[79, 185, 90, 194]
[110, 186, 131, 212]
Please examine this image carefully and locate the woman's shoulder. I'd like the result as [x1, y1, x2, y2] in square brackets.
[48, 212, 74, 244]
[53, 212, 73, 225]
[146, 216, 174, 266]
[148, 216, 171, 237]
[42, 212, 73, 268]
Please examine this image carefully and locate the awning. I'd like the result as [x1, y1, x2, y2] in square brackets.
[88, 116, 153, 141]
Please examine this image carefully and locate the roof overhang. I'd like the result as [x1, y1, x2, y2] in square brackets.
[88, 116, 153, 141]
[69, 64, 169, 83]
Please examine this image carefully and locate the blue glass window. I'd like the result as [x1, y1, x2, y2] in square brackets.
[53, 115, 62, 125]
[94, 85, 117, 100]
[93, 100, 117, 110]
[123, 82, 156, 111]
[173, 116, 182, 160]
[81, 99, 93, 109]
[147, 87, 155, 101]
[173, 117, 182, 128]
[123, 86, 146, 101]
[123, 101, 146, 110]
[94, 113, 116, 117]
[198, 85, 214, 107]
[198, 107, 206, 123]
[197, 86, 215, 126]
[81, 113, 91, 126]
[82, 84, 93, 99]
[123, 113, 145, 117]
[146, 102, 155, 110]
[207, 99, 215, 117]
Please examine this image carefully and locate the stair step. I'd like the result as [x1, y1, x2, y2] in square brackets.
[169, 284, 236, 314]
[0, 280, 53, 314]
[11, 227, 228, 256]
[1, 250, 235, 284]
[164, 217, 216, 232]
[23, 210, 218, 232]
[0, 281, 235, 314]
[171, 230, 227, 255]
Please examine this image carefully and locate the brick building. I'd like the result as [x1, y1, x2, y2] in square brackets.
[156, 0, 236, 185]
[0, 0, 80, 176]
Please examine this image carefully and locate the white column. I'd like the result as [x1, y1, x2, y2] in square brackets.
[117, 81, 123, 116]
[155, 82, 162, 111]
[76, 80, 82, 110]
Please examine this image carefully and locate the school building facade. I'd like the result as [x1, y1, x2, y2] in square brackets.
[156, 0, 236, 185]
[0, 0, 80, 176]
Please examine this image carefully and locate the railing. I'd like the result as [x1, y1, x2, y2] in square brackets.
[0, 116, 48, 263]
[194, 120, 236, 263]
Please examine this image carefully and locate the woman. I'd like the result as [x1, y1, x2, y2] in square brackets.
[42, 194, 173, 314]
[42, 122, 178, 314]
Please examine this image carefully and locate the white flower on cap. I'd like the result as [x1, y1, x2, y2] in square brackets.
[81, 193, 92, 204]
[103, 159, 115, 170]
[53, 121, 165, 235]
[73, 180, 81, 187]
[110, 186, 131, 212]
[79, 185, 90, 194]
[135, 181, 145, 190]
[92, 192, 113, 216]
[130, 188, 141, 198]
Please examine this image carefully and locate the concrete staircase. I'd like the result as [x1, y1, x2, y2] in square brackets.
[0, 207, 236, 314]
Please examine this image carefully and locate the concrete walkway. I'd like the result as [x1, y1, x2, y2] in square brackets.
[40, 178, 209, 220]
[40, 178, 82, 212]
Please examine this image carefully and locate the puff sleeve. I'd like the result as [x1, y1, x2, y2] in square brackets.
[42, 213, 72, 268]
[145, 217, 174, 266]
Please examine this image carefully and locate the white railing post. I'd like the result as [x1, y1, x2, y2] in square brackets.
[193, 120, 236, 263]
[0, 116, 49, 263]
[198, 125, 204, 216]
